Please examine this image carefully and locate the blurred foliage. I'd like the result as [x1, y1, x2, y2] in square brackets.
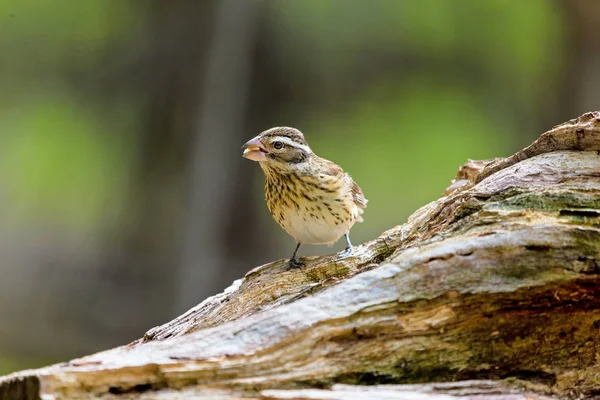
[0, 0, 135, 52]
[0, 1, 142, 233]
[269, 0, 563, 96]
[0, 96, 135, 231]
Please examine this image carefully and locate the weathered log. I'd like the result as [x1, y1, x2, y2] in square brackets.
[1, 112, 600, 400]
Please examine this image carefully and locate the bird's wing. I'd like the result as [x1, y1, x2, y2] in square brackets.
[324, 160, 368, 210]
[351, 181, 368, 209]
[324, 161, 344, 178]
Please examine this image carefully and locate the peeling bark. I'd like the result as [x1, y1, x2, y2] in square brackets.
[1, 112, 600, 400]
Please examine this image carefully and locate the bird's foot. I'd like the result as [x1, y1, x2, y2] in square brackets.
[338, 246, 354, 260]
[286, 257, 304, 270]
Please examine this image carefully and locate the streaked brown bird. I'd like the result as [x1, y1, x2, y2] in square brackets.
[242, 127, 367, 269]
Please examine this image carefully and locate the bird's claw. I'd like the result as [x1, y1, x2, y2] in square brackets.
[338, 247, 354, 260]
[286, 258, 304, 270]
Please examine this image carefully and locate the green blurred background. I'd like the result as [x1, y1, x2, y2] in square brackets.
[0, 0, 598, 374]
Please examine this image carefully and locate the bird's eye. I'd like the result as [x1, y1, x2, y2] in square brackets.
[272, 141, 284, 150]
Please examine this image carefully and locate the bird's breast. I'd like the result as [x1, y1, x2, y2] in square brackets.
[264, 173, 356, 245]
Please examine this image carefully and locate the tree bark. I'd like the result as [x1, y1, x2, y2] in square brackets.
[1, 112, 600, 400]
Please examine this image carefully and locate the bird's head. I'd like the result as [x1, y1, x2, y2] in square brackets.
[242, 127, 312, 170]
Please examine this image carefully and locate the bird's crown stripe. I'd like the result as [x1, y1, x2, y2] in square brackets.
[273, 136, 312, 153]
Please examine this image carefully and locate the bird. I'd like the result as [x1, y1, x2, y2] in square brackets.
[242, 127, 367, 269]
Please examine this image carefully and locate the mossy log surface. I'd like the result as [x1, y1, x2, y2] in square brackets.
[1, 112, 600, 400]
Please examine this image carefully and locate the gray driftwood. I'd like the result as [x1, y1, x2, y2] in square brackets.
[1, 112, 600, 400]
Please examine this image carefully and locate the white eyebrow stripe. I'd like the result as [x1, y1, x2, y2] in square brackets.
[273, 136, 312, 153]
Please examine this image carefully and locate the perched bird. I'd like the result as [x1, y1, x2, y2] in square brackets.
[242, 127, 367, 269]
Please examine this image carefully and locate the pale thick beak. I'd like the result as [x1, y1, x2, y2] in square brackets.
[242, 136, 269, 162]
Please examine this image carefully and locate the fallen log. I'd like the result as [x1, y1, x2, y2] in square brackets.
[1, 112, 600, 400]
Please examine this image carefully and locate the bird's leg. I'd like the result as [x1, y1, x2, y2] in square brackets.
[338, 233, 354, 259]
[287, 243, 304, 270]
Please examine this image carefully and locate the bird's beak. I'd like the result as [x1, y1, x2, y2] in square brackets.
[242, 136, 269, 162]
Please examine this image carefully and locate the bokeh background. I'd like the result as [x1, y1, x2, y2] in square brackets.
[1, 0, 599, 374]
